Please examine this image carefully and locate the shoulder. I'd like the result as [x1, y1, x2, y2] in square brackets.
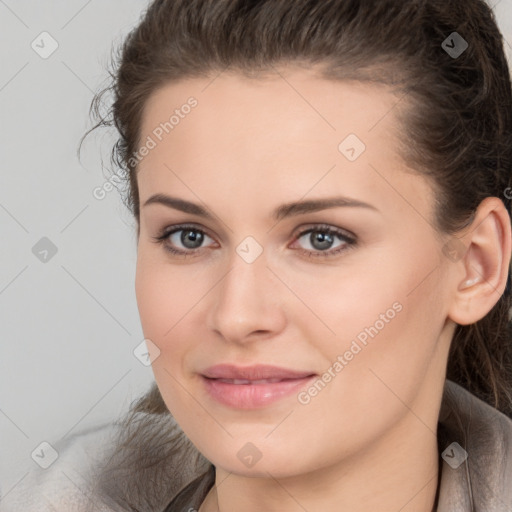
[440, 379, 512, 457]
[0, 412, 210, 512]
[438, 379, 512, 511]
[0, 422, 120, 511]
[88, 410, 211, 511]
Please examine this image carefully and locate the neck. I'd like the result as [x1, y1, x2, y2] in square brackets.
[201, 412, 440, 512]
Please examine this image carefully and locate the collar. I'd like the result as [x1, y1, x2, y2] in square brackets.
[436, 379, 512, 511]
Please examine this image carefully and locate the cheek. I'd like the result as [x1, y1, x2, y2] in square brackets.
[135, 258, 188, 414]
[283, 268, 443, 457]
[135, 250, 203, 339]
[274, 256, 405, 359]
[135, 261, 171, 340]
[332, 248, 446, 404]
[134, 252, 211, 393]
[288, 241, 444, 387]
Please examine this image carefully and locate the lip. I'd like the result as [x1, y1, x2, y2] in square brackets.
[200, 364, 316, 409]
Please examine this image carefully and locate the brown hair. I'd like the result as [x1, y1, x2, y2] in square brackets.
[80, 0, 512, 504]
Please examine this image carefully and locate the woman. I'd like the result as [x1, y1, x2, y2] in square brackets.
[2, 0, 511, 510]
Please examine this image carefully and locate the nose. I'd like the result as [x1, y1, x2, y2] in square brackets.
[206, 251, 287, 345]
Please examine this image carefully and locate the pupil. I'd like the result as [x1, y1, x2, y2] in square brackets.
[182, 230, 203, 248]
[311, 232, 333, 250]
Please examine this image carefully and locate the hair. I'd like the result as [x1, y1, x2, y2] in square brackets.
[80, 0, 512, 506]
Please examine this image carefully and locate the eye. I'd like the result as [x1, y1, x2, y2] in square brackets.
[152, 224, 216, 257]
[291, 225, 356, 258]
[152, 223, 357, 259]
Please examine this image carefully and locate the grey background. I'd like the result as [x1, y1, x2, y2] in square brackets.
[0, 0, 511, 496]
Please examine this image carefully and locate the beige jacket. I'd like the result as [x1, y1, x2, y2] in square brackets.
[1, 379, 511, 511]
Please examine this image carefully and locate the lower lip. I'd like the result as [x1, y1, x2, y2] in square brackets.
[201, 375, 316, 409]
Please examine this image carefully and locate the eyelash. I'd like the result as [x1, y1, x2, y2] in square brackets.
[151, 223, 357, 259]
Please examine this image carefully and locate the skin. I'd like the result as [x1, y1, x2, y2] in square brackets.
[134, 65, 511, 512]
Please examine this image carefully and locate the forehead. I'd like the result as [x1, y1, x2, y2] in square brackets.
[136, 67, 434, 223]
[139, 67, 403, 148]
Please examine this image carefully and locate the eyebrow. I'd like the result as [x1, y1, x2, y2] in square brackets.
[142, 193, 378, 221]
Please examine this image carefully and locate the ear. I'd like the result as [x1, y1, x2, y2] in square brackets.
[447, 196, 511, 326]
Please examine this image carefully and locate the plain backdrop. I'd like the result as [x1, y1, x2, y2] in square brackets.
[0, 0, 511, 497]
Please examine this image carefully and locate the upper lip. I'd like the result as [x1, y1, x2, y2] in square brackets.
[201, 364, 315, 380]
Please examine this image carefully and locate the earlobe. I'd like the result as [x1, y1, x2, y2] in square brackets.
[447, 197, 512, 326]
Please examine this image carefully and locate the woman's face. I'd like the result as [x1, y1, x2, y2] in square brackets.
[135, 67, 457, 477]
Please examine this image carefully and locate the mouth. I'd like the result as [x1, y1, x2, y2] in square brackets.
[200, 364, 316, 409]
[211, 378, 298, 384]
[201, 363, 315, 380]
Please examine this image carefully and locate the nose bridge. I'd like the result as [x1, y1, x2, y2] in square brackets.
[208, 246, 284, 342]
[219, 249, 269, 314]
